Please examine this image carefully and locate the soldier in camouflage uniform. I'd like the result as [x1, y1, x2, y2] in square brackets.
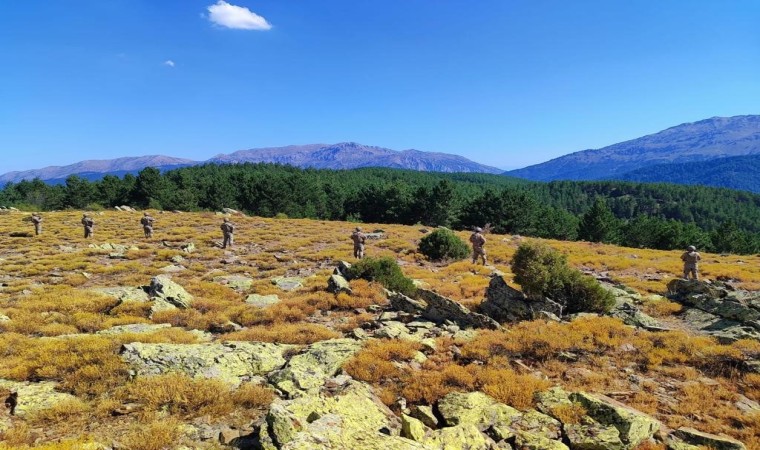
[81, 214, 94, 238]
[31, 213, 42, 236]
[140, 212, 155, 238]
[221, 217, 235, 249]
[351, 227, 366, 259]
[681, 245, 701, 280]
[469, 227, 487, 265]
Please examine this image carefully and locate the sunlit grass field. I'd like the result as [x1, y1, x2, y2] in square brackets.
[0, 210, 758, 449]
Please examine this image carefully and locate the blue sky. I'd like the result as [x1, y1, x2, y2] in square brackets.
[1, 1, 759, 173]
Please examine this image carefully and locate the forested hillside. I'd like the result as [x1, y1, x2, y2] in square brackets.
[2, 164, 759, 254]
[617, 154, 760, 193]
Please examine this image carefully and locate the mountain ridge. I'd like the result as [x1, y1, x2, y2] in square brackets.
[0, 142, 503, 184]
[506, 115, 760, 181]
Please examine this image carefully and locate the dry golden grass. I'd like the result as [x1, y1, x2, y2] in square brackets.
[1, 211, 759, 447]
[222, 322, 341, 344]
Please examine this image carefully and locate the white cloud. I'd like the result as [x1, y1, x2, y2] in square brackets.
[206, 1, 272, 30]
[164, 60, 176, 67]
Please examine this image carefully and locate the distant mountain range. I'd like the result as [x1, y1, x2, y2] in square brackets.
[506, 115, 760, 187]
[0, 142, 503, 184]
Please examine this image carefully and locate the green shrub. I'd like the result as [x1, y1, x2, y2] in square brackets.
[347, 257, 417, 297]
[418, 228, 470, 261]
[511, 241, 614, 314]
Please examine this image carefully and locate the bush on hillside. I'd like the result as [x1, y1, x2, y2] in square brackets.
[511, 241, 614, 314]
[418, 228, 470, 261]
[347, 257, 417, 297]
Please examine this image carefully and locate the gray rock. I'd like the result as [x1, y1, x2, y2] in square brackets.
[417, 288, 500, 330]
[327, 274, 352, 294]
[570, 392, 660, 449]
[245, 294, 281, 308]
[272, 276, 304, 291]
[148, 275, 193, 309]
[214, 275, 254, 291]
[269, 339, 363, 397]
[120, 341, 295, 386]
[97, 323, 171, 335]
[480, 275, 564, 322]
[673, 427, 746, 450]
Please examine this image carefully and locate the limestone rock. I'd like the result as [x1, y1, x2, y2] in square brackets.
[672, 427, 746, 450]
[668, 279, 760, 334]
[246, 294, 281, 308]
[94, 286, 150, 303]
[514, 432, 569, 450]
[410, 405, 439, 428]
[263, 379, 426, 449]
[423, 424, 495, 450]
[328, 274, 352, 294]
[0, 379, 78, 418]
[402, 414, 428, 441]
[436, 391, 521, 430]
[509, 410, 562, 441]
[571, 392, 660, 449]
[214, 275, 254, 291]
[417, 289, 500, 330]
[181, 242, 196, 253]
[97, 323, 171, 335]
[564, 417, 625, 450]
[120, 341, 295, 386]
[272, 276, 305, 291]
[480, 275, 564, 322]
[388, 290, 427, 314]
[269, 338, 363, 396]
[148, 275, 193, 309]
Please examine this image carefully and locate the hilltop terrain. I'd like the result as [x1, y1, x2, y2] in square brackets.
[507, 115, 760, 182]
[0, 210, 758, 449]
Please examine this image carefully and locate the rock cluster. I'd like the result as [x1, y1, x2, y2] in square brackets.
[668, 279, 760, 343]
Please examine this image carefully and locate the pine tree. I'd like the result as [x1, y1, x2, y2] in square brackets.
[578, 197, 619, 243]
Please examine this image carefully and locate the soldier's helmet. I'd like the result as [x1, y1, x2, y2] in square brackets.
[687, 245, 696, 252]
[223, 218, 229, 222]
[475, 227, 483, 232]
[144, 212, 149, 216]
[355, 227, 361, 232]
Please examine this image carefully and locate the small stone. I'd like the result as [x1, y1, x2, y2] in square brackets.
[401, 414, 427, 441]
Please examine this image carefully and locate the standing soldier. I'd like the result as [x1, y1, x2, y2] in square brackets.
[31, 213, 42, 236]
[221, 217, 235, 249]
[681, 245, 701, 280]
[140, 212, 155, 238]
[81, 213, 94, 238]
[469, 226, 487, 265]
[351, 227, 366, 259]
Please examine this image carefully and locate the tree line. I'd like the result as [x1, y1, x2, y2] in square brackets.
[1, 164, 759, 254]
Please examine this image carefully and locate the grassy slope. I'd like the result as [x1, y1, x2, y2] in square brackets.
[0, 211, 758, 449]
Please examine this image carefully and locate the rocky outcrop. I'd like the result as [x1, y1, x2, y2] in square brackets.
[672, 427, 747, 450]
[667, 279, 760, 342]
[480, 274, 563, 322]
[327, 274, 352, 294]
[0, 379, 79, 418]
[246, 294, 281, 308]
[570, 392, 660, 449]
[97, 323, 171, 335]
[604, 284, 666, 331]
[214, 275, 254, 291]
[269, 339, 363, 397]
[120, 341, 295, 386]
[257, 378, 424, 449]
[416, 289, 500, 330]
[272, 276, 304, 291]
[149, 275, 194, 310]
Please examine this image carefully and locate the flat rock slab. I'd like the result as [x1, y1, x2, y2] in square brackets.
[93, 286, 150, 303]
[97, 323, 172, 335]
[0, 379, 78, 418]
[673, 427, 747, 450]
[121, 341, 296, 386]
[272, 276, 304, 291]
[214, 275, 254, 291]
[269, 338, 363, 396]
[245, 294, 281, 308]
